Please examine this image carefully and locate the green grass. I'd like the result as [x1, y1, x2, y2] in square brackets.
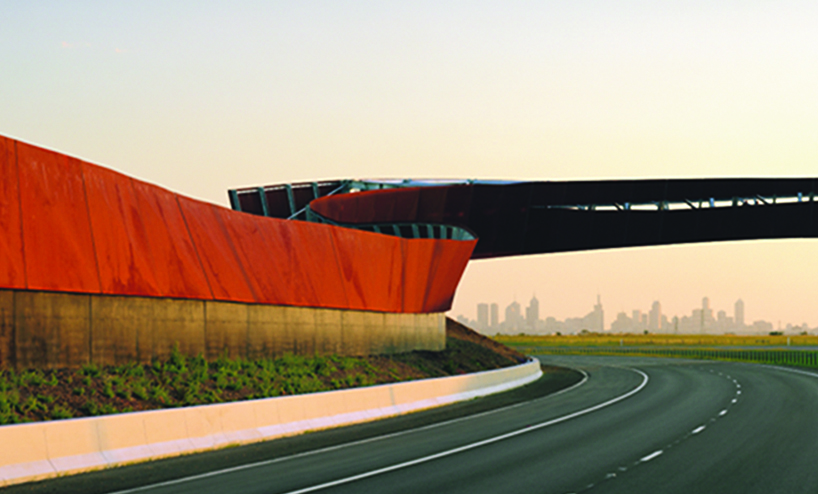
[0, 333, 522, 425]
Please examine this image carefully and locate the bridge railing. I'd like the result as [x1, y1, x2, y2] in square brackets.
[544, 191, 816, 212]
[526, 346, 818, 369]
[304, 206, 476, 241]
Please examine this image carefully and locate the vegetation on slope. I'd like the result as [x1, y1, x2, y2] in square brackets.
[0, 318, 526, 425]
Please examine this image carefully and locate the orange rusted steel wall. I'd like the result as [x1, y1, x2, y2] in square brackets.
[0, 136, 475, 313]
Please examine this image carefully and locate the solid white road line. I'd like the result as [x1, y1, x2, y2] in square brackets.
[107, 365, 592, 494]
[766, 365, 818, 379]
[280, 368, 649, 494]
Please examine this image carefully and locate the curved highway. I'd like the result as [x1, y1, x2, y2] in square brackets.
[14, 356, 818, 494]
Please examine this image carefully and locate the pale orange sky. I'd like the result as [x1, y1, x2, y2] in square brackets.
[451, 240, 818, 330]
[1, 3, 817, 328]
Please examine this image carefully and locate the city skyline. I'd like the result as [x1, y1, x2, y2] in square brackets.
[448, 239, 818, 331]
[460, 292, 814, 336]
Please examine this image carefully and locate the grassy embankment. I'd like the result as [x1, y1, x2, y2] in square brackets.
[497, 333, 818, 369]
[0, 319, 527, 425]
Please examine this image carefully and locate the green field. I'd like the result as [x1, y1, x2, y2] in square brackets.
[497, 333, 818, 369]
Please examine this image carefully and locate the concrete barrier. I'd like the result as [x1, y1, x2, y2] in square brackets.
[0, 359, 541, 487]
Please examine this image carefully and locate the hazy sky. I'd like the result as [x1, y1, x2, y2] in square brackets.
[2, 2, 817, 328]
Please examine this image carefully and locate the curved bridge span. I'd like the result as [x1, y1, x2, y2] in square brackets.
[232, 178, 818, 259]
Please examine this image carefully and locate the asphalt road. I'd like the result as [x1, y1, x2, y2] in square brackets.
[10, 356, 818, 494]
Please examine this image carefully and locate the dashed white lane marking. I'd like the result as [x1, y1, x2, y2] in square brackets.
[579, 364, 747, 494]
[639, 450, 663, 462]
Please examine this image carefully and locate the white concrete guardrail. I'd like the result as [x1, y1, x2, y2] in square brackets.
[0, 358, 541, 487]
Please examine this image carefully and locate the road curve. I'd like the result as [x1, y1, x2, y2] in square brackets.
[14, 356, 818, 494]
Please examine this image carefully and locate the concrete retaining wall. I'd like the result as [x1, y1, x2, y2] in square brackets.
[0, 290, 446, 369]
[0, 358, 541, 487]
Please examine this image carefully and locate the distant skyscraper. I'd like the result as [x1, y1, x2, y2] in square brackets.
[649, 301, 662, 331]
[735, 299, 745, 328]
[490, 303, 499, 328]
[717, 310, 728, 331]
[594, 294, 604, 331]
[505, 300, 522, 330]
[701, 297, 713, 332]
[477, 303, 489, 330]
[526, 295, 540, 330]
[583, 294, 604, 332]
[632, 309, 642, 331]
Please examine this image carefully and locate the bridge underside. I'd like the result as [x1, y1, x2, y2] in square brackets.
[231, 178, 818, 259]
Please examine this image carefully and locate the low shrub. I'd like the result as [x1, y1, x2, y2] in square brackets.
[0, 323, 519, 425]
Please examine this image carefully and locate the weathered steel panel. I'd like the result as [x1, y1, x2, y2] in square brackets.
[288, 221, 350, 310]
[17, 142, 100, 293]
[178, 196, 258, 303]
[82, 162, 161, 297]
[130, 180, 214, 299]
[252, 217, 321, 307]
[220, 211, 293, 305]
[0, 138, 26, 289]
[329, 227, 403, 312]
[423, 239, 478, 312]
[0, 136, 477, 315]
